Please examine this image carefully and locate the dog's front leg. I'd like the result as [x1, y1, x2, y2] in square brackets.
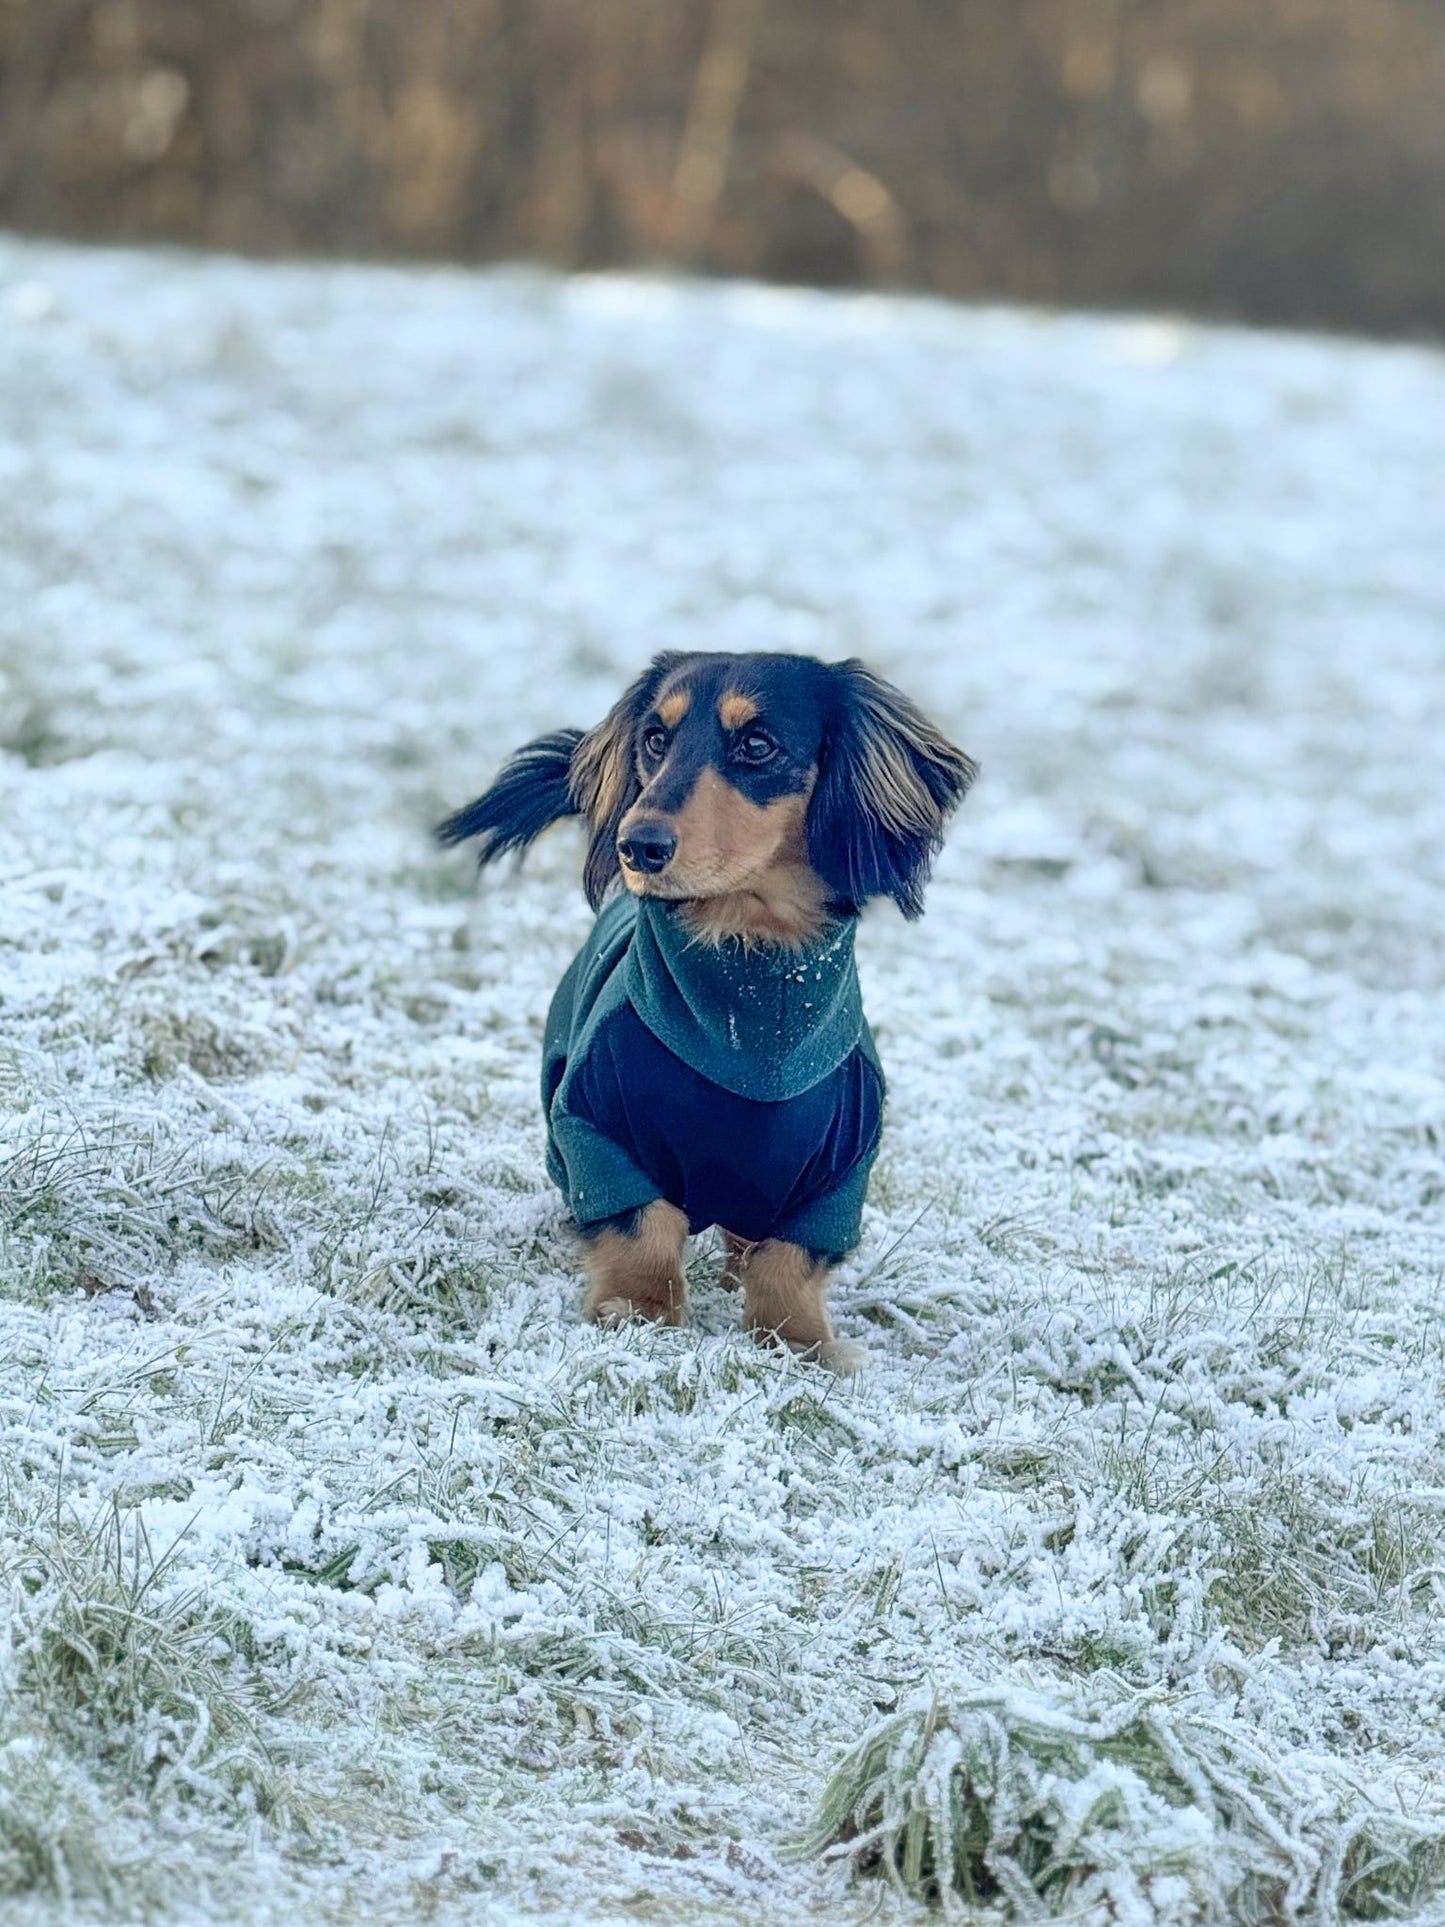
[732, 1238, 864, 1374]
[580, 1200, 689, 1328]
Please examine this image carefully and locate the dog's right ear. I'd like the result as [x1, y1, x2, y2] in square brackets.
[435, 729, 584, 864]
[436, 654, 687, 906]
[570, 652, 686, 910]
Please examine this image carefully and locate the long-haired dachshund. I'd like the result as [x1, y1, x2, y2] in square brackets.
[438, 652, 974, 1369]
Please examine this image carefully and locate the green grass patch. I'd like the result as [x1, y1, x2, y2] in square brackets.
[798, 1675, 1445, 1921]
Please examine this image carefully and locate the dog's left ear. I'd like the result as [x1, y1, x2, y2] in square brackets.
[808, 660, 977, 918]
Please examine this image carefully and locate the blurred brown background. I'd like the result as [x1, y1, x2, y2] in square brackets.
[2, 0, 1442, 336]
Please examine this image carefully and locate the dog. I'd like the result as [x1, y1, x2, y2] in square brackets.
[438, 651, 974, 1368]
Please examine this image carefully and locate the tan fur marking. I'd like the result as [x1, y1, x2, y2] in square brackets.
[679, 856, 829, 948]
[719, 691, 759, 729]
[581, 1199, 689, 1327]
[679, 782, 828, 946]
[720, 1230, 753, 1289]
[571, 715, 631, 826]
[657, 690, 690, 728]
[651, 767, 798, 882]
[669, 767, 778, 880]
[733, 1238, 834, 1353]
[725, 1236, 864, 1371]
[853, 682, 978, 835]
[618, 769, 829, 942]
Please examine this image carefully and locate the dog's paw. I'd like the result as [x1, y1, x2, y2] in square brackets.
[588, 1295, 638, 1328]
[587, 1294, 686, 1329]
[751, 1328, 867, 1375]
[817, 1336, 867, 1376]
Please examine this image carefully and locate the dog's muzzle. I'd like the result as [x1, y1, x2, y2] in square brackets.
[617, 821, 676, 875]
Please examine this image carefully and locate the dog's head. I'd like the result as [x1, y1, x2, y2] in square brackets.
[571, 652, 975, 928]
[440, 651, 975, 939]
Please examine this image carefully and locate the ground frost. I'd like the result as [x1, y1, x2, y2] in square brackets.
[2, 239, 1444, 1921]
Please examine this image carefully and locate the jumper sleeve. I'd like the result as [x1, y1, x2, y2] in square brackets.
[773, 1155, 875, 1258]
[547, 1109, 662, 1230]
[541, 895, 660, 1229]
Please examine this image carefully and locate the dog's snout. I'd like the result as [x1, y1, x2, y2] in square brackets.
[618, 822, 677, 875]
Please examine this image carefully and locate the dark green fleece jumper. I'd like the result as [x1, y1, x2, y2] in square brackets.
[542, 895, 884, 1255]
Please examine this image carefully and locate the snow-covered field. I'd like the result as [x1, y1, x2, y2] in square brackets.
[2, 235, 1444, 1923]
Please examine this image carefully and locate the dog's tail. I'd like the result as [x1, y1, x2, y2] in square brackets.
[435, 729, 584, 866]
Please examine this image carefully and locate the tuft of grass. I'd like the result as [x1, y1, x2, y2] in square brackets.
[4, 1499, 289, 1818]
[0, 1108, 290, 1300]
[0, 1730, 171, 1912]
[795, 1674, 1445, 1922]
[138, 1009, 268, 1082]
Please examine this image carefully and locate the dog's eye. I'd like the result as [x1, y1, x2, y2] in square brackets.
[734, 729, 777, 766]
[641, 726, 668, 761]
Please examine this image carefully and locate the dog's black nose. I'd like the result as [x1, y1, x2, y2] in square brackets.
[617, 823, 677, 874]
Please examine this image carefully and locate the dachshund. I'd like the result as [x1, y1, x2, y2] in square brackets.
[438, 651, 975, 1369]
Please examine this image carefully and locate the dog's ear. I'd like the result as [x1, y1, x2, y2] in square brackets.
[570, 652, 688, 910]
[436, 729, 585, 863]
[808, 660, 977, 919]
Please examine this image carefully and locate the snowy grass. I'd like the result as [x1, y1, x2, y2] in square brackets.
[798, 1678, 1445, 1921]
[2, 238, 1444, 1922]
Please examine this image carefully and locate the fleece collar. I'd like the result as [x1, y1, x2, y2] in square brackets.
[622, 896, 863, 1102]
